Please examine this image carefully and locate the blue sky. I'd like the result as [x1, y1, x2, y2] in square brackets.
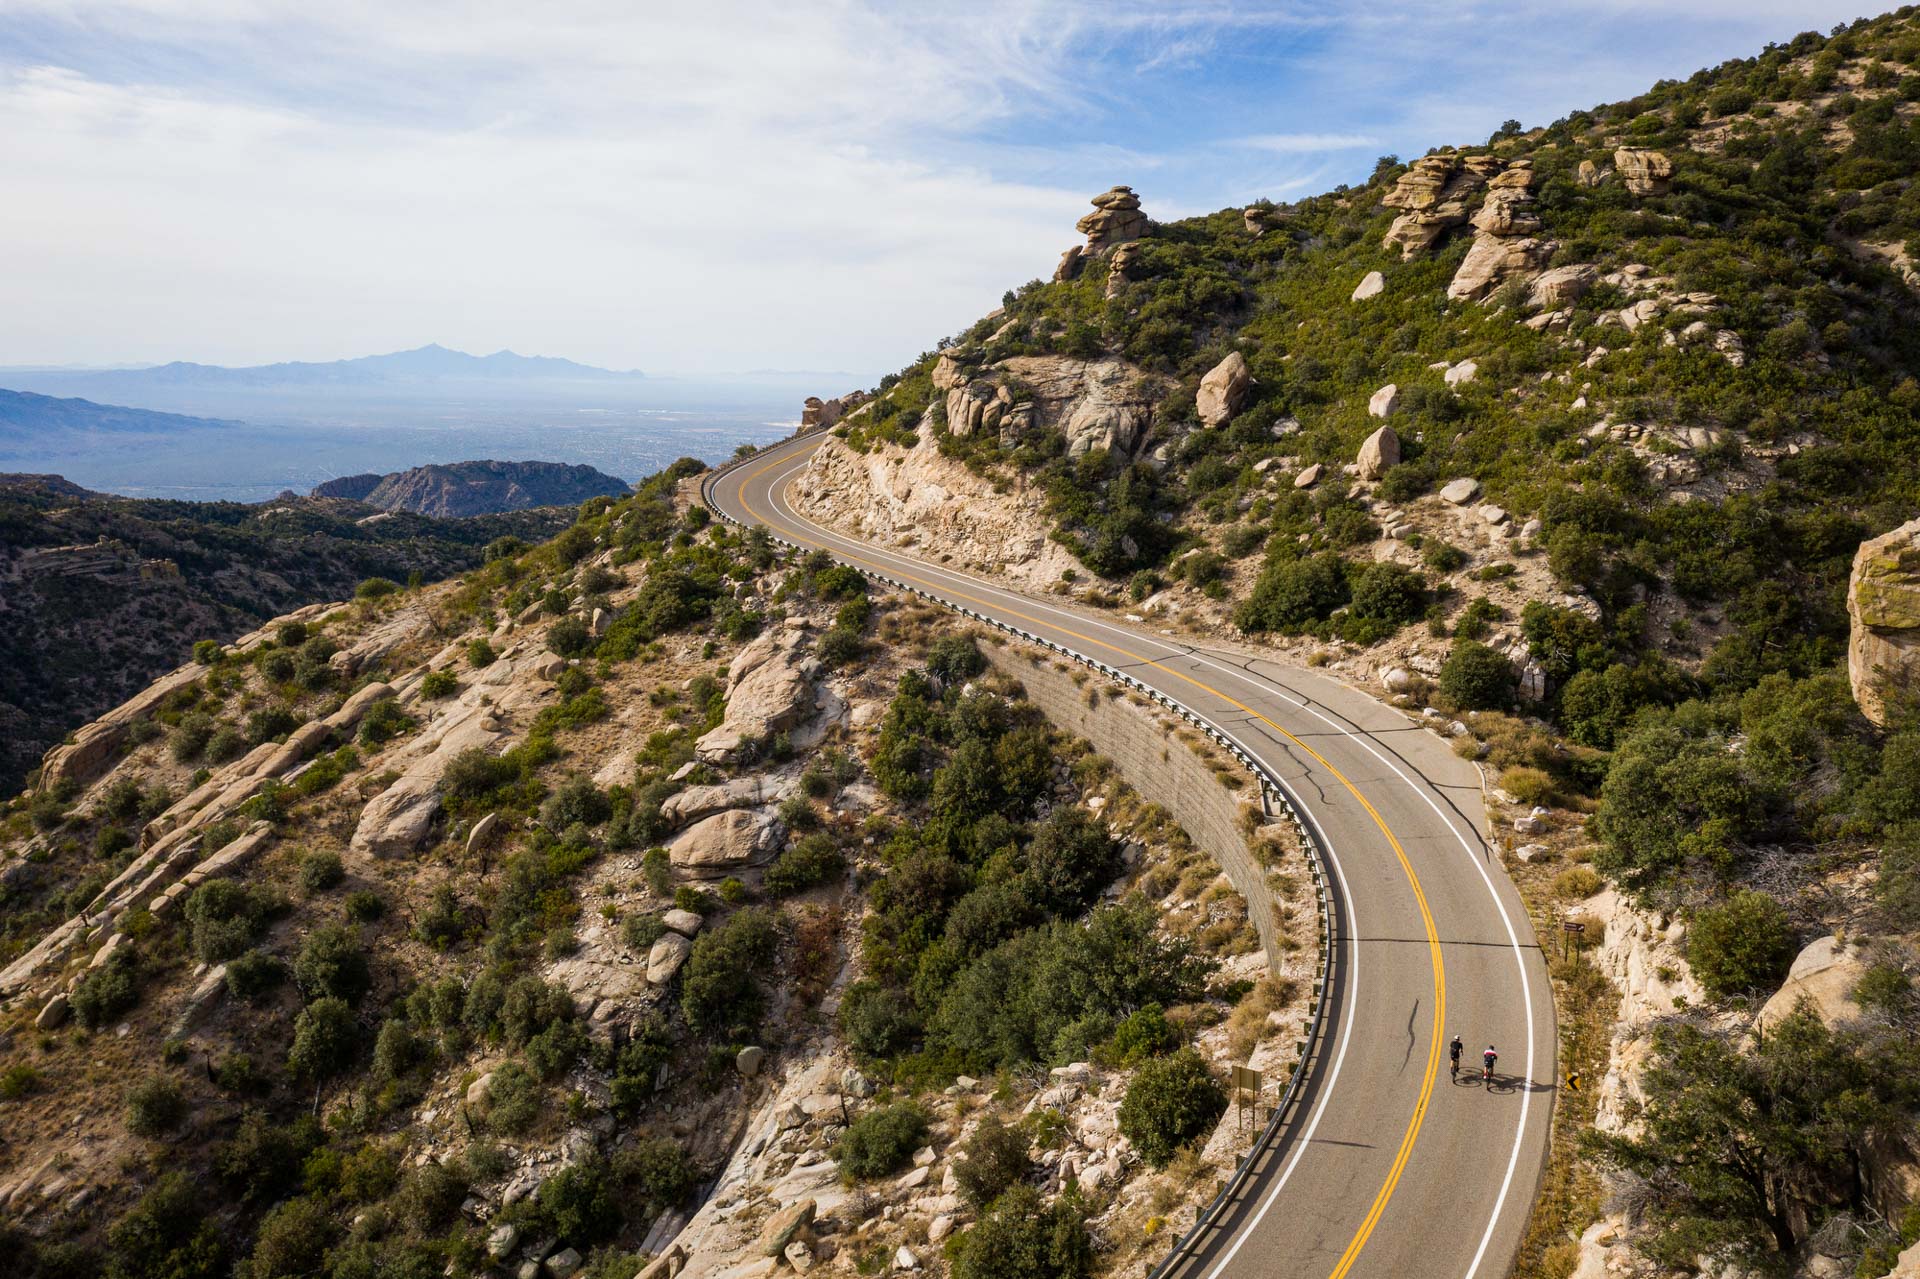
[0, 1, 1887, 380]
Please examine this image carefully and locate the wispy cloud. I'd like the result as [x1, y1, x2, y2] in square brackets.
[1235, 132, 1382, 153]
[0, 0, 1891, 374]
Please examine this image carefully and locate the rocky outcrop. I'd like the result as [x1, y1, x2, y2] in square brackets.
[1054, 186, 1148, 281]
[791, 433, 1081, 589]
[1196, 352, 1251, 427]
[695, 629, 823, 764]
[1356, 426, 1400, 480]
[35, 662, 205, 793]
[800, 391, 869, 430]
[668, 808, 784, 878]
[1528, 263, 1598, 310]
[1380, 152, 1500, 259]
[1613, 147, 1673, 197]
[662, 775, 793, 827]
[934, 352, 1161, 457]
[1470, 164, 1541, 236]
[1848, 517, 1920, 726]
[1243, 204, 1285, 236]
[1448, 233, 1555, 303]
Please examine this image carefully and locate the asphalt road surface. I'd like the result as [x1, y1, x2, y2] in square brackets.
[705, 433, 1557, 1279]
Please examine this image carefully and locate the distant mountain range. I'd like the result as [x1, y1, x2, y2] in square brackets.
[0, 388, 240, 446]
[14, 343, 643, 396]
[312, 459, 631, 518]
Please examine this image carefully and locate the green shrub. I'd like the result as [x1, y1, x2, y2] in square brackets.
[1687, 891, 1796, 998]
[1107, 1003, 1179, 1065]
[224, 950, 286, 1003]
[467, 638, 497, 668]
[541, 775, 612, 829]
[184, 879, 269, 964]
[204, 724, 246, 765]
[105, 1172, 225, 1279]
[681, 908, 779, 1036]
[835, 1102, 929, 1180]
[355, 577, 400, 600]
[287, 996, 358, 1081]
[297, 849, 344, 893]
[420, 669, 459, 699]
[293, 923, 370, 1002]
[125, 1075, 186, 1137]
[950, 1183, 1093, 1279]
[244, 1196, 337, 1279]
[1118, 1047, 1226, 1167]
[357, 697, 413, 746]
[1438, 640, 1517, 710]
[484, 1061, 542, 1135]
[764, 831, 844, 896]
[244, 706, 300, 746]
[838, 979, 921, 1059]
[954, 1115, 1031, 1210]
[72, 950, 140, 1029]
[1552, 867, 1602, 900]
[548, 616, 594, 658]
[928, 635, 988, 682]
[532, 1156, 620, 1246]
[343, 888, 385, 921]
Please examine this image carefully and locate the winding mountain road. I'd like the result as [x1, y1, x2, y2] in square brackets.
[704, 432, 1557, 1279]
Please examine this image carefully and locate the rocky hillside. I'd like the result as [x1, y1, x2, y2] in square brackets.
[0, 459, 1309, 1279]
[0, 475, 572, 795]
[787, 11, 1920, 1279]
[311, 461, 632, 518]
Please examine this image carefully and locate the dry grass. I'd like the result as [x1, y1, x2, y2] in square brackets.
[1225, 975, 1296, 1062]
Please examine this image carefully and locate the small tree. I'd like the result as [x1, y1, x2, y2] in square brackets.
[126, 1074, 187, 1137]
[294, 923, 370, 1002]
[288, 997, 358, 1082]
[950, 1183, 1094, 1279]
[1118, 1047, 1226, 1167]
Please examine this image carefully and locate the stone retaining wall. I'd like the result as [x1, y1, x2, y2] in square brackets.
[982, 641, 1284, 966]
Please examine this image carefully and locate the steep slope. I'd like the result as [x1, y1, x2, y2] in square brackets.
[0, 460, 1307, 1279]
[0, 478, 571, 794]
[777, 12, 1920, 1279]
[311, 460, 633, 518]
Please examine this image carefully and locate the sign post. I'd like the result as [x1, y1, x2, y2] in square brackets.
[1231, 1065, 1262, 1135]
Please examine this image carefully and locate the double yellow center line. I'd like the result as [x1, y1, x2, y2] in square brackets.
[730, 445, 1445, 1279]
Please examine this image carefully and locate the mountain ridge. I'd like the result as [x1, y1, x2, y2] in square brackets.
[309, 459, 632, 517]
[20, 343, 645, 396]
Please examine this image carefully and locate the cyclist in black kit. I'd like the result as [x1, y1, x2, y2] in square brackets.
[1449, 1035, 1463, 1079]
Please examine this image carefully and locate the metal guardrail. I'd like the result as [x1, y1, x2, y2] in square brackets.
[698, 434, 1340, 1278]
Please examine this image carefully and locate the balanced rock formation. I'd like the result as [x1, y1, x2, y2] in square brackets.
[1380, 152, 1501, 259]
[1613, 147, 1673, 197]
[1196, 352, 1251, 427]
[1356, 425, 1401, 480]
[800, 392, 869, 429]
[1054, 186, 1148, 281]
[1449, 161, 1554, 302]
[1243, 203, 1286, 235]
[1847, 516, 1920, 726]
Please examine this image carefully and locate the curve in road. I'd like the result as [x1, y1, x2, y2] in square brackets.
[705, 433, 1557, 1279]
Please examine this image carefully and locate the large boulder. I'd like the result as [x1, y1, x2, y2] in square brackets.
[1367, 384, 1400, 419]
[1196, 352, 1251, 427]
[695, 632, 821, 763]
[668, 808, 784, 878]
[1075, 186, 1147, 253]
[661, 776, 789, 827]
[1351, 270, 1385, 302]
[1848, 517, 1920, 727]
[760, 1199, 816, 1257]
[1757, 935, 1867, 1031]
[1528, 263, 1598, 310]
[1447, 234, 1556, 302]
[1613, 147, 1673, 197]
[1356, 426, 1401, 481]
